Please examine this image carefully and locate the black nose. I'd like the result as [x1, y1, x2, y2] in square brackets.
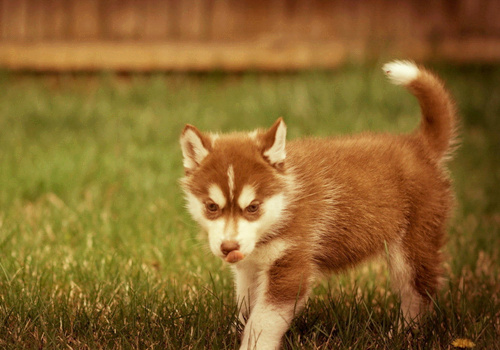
[220, 241, 240, 256]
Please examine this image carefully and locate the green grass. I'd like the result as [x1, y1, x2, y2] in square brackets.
[0, 64, 499, 349]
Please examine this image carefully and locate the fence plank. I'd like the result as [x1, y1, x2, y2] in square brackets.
[104, 0, 141, 40]
[177, 0, 208, 40]
[0, 0, 4, 39]
[210, 0, 238, 40]
[1, 0, 28, 41]
[42, 0, 69, 40]
[71, 0, 101, 40]
[486, 0, 500, 33]
[25, 0, 44, 40]
[142, 0, 171, 40]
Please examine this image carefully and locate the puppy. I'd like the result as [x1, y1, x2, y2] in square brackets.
[180, 61, 457, 349]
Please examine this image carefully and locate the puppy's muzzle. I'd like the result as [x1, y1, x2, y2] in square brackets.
[220, 241, 244, 263]
[220, 241, 240, 256]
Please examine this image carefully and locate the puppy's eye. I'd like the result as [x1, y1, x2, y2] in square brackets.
[206, 202, 219, 213]
[245, 202, 260, 213]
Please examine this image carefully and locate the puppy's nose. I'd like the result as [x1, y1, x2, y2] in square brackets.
[220, 241, 240, 256]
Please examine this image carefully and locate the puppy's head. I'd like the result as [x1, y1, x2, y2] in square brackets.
[180, 118, 289, 263]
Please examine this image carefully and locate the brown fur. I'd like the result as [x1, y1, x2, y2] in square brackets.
[280, 133, 453, 299]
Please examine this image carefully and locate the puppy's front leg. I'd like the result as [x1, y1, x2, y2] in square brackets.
[234, 264, 259, 324]
[240, 299, 299, 350]
[239, 255, 311, 350]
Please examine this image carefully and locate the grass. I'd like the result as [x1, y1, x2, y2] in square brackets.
[0, 63, 498, 349]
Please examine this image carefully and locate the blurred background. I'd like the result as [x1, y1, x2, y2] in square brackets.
[1, 0, 499, 71]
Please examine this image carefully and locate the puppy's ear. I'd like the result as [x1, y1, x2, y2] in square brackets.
[261, 117, 287, 169]
[180, 125, 212, 174]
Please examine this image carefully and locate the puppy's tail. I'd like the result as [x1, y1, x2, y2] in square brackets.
[383, 60, 457, 161]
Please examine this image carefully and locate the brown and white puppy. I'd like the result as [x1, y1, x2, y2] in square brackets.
[180, 61, 457, 350]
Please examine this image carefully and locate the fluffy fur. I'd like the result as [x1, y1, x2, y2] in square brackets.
[180, 60, 457, 350]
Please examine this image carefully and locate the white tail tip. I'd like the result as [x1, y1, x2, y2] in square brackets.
[383, 60, 419, 86]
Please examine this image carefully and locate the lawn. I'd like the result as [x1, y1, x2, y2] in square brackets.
[0, 63, 498, 349]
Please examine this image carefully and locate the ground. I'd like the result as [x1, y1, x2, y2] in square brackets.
[0, 63, 498, 349]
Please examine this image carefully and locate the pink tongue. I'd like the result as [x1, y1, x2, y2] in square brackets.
[225, 250, 244, 263]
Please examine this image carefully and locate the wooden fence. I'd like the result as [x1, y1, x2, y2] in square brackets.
[0, 0, 499, 71]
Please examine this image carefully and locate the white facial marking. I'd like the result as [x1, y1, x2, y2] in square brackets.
[263, 120, 287, 165]
[207, 218, 226, 257]
[184, 190, 227, 257]
[184, 191, 205, 224]
[235, 193, 286, 257]
[227, 165, 235, 201]
[224, 217, 238, 240]
[238, 185, 256, 210]
[208, 183, 226, 209]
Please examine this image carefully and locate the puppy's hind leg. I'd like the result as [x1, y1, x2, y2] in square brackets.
[388, 234, 444, 326]
[387, 239, 423, 323]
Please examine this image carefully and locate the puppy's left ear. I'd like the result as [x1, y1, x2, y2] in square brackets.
[261, 117, 287, 169]
[180, 125, 212, 174]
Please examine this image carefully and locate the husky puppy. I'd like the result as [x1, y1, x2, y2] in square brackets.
[180, 61, 457, 350]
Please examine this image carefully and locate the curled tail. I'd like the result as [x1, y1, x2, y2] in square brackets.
[383, 60, 458, 161]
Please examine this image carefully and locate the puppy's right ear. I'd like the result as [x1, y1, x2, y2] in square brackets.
[180, 125, 212, 174]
